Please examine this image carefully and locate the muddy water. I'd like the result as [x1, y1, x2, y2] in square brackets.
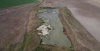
[37, 9, 71, 47]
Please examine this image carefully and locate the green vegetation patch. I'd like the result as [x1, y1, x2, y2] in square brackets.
[0, 0, 39, 8]
[21, 33, 27, 51]
[33, 44, 51, 51]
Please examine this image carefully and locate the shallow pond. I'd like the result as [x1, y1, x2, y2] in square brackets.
[37, 9, 71, 47]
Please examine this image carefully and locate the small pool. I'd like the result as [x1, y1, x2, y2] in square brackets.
[37, 9, 71, 47]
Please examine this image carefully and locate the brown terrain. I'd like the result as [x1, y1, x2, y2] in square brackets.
[0, 0, 100, 51]
[59, 7, 100, 51]
[0, 2, 42, 51]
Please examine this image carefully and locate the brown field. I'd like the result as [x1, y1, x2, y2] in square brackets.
[59, 7, 100, 51]
[0, 3, 39, 51]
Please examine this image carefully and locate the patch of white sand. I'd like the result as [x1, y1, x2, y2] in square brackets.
[37, 24, 52, 36]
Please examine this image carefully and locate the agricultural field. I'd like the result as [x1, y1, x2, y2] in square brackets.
[0, 0, 38, 9]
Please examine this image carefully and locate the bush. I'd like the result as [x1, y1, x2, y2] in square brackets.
[34, 45, 50, 51]
[71, 50, 74, 51]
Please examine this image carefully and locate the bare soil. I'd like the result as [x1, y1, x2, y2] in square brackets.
[23, 7, 42, 51]
[58, 7, 100, 51]
[40, 0, 100, 42]
[0, 3, 39, 51]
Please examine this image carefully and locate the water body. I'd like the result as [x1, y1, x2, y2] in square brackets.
[53, 0, 100, 42]
[37, 9, 71, 47]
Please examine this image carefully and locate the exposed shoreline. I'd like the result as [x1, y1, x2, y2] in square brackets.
[58, 7, 100, 51]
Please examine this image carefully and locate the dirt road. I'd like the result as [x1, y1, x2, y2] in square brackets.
[0, 3, 38, 50]
[41, 0, 100, 42]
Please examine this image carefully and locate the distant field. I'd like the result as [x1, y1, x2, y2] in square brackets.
[0, 0, 38, 9]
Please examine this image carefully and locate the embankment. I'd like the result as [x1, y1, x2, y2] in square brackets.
[58, 7, 100, 51]
[22, 7, 42, 51]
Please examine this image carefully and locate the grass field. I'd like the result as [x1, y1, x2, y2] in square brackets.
[0, 0, 38, 8]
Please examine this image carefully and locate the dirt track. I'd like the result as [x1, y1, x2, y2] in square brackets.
[0, 3, 38, 50]
[40, 0, 100, 42]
